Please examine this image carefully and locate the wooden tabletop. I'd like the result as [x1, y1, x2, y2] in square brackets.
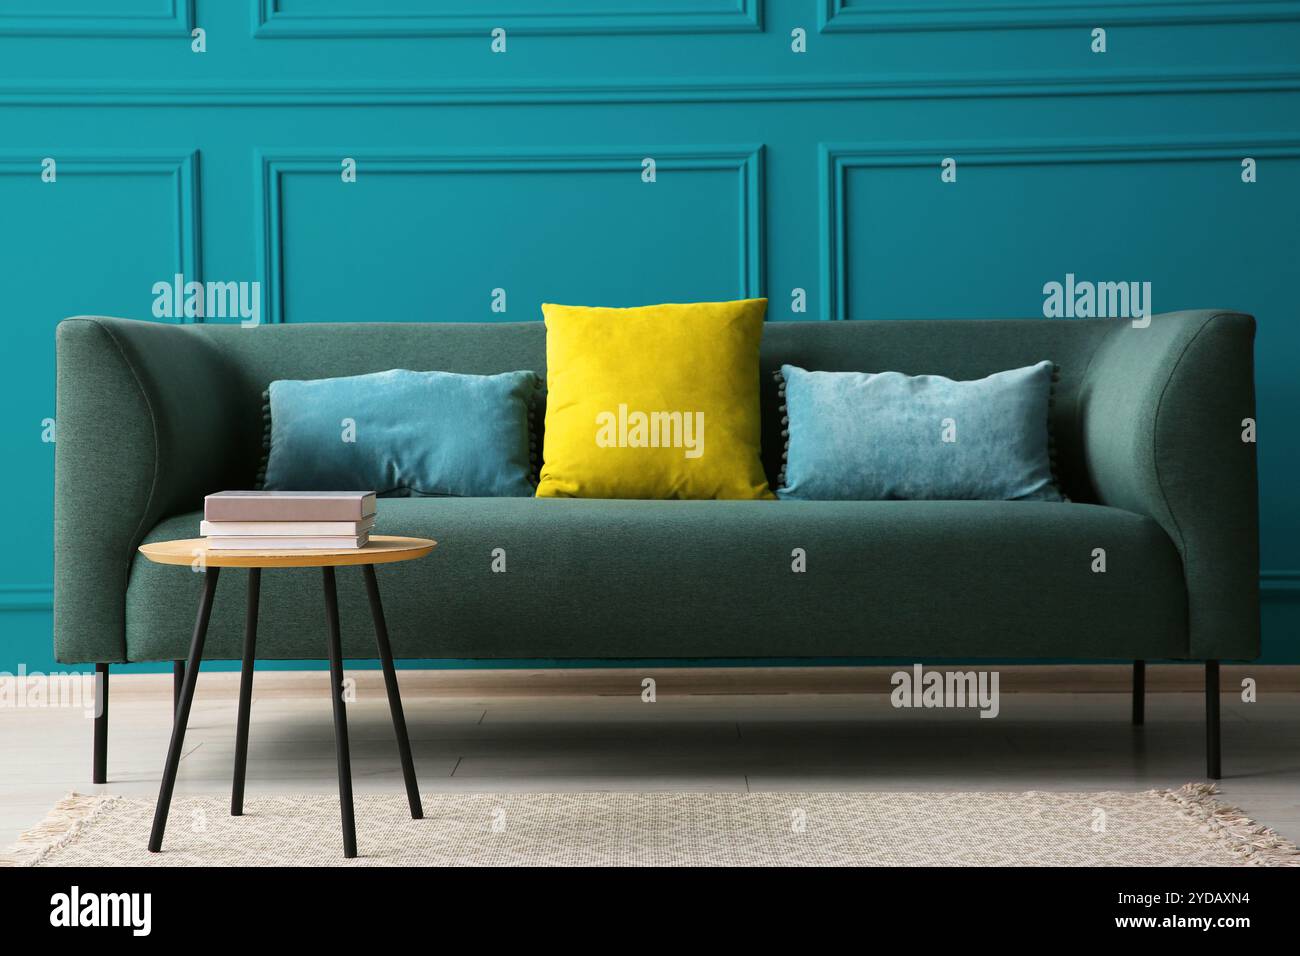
[138, 535, 436, 568]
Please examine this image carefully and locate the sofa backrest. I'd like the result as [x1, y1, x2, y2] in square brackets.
[188, 317, 1114, 501]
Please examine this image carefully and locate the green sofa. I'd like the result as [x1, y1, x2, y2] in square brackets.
[54, 311, 1259, 779]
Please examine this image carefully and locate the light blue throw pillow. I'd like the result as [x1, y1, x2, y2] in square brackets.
[261, 368, 540, 497]
[777, 361, 1063, 502]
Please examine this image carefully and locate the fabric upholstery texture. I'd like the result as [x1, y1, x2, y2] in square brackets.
[127, 498, 1186, 661]
[777, 361, 1062, 501]
[536, 299, 773, 500]
[261, 368, 539, 498]
[53, 311, 1259, 664]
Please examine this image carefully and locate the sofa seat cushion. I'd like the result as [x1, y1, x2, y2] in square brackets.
[126, 499, 1187, 662]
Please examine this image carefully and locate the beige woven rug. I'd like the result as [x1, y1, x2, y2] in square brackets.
[6, 784, 1297, 867]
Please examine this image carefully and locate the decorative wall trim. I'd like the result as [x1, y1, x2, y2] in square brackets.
[0, 0, 193, 37]
[253, 0, 760, 37]
[0, 151, 201, 317]
[0, 150, 200, 617]
[0, 587, 53, 612]
[5, 68, 1300, 106]
[819, 137, 1300, 322]
[820, 0, 1300, 32]
[1261, 570, 1300, 593]
[255, 147, 763, 325]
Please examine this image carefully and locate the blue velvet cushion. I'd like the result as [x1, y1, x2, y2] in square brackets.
[261, 368, 540, 497]
[777, 361, 1063, 502]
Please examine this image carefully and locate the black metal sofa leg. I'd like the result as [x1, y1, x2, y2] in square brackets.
[92, 662, 109, 784]
[1132, 660, 1145, 726]
[1206, 660, 1221, 780]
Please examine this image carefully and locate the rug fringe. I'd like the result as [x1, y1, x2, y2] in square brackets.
[1153, 783, 1300, 867]
[0, 792, 119, 867]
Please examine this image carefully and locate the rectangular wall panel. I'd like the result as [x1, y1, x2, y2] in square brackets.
[820, 0, 1300, 31]
[254, 0, 760, 36]
[0, 152, 199, 611]
[257, 148, 762, 324]
[0, 0, 192, 36]
[821, 139, 1299, 321]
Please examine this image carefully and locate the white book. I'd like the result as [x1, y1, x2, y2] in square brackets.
[206, 533, 370, 551]
[201, 516, 375, 536]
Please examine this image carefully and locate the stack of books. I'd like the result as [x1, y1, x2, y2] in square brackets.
[202, 491, 377, 550]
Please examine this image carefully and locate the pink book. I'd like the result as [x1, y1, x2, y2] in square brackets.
[204, 491, 376, 522]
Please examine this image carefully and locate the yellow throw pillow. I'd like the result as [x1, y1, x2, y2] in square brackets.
[537, 299, 774, 500]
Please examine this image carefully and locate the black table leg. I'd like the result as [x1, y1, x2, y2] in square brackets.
[172, 661, 184, 718]
[322, 566, 358, 858]
[231, 568, 261, 816]
[149, 567, 220, 853]
[363, 564, 423, 819]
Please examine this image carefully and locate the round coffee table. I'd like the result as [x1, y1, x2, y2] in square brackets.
[138, 535, 436, 859]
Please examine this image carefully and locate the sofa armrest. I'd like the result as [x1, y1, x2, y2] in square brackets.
[1080, 310, 1259, 660]
[54, 317, 242, 663]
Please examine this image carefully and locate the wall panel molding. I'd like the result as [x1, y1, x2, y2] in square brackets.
[0, 0, 193, 37]
[0, 150, 201, 297]
[9, 68, 1300, 106]
[819, 136, 1300, 323]
[6, 68, 1300, 105]
[820, 0, 1300, 32]
[252, 0, 760, 37]
[255, 146, 763, 325]
[1261, 570, 1300, 593]
[0, 150, 200, 612]
[0, 587, 53, 612]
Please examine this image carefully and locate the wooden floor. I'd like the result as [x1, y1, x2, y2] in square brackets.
[3, 666, 1299, 855]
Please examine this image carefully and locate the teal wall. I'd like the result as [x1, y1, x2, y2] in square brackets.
[2, 1, 1298, 671]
